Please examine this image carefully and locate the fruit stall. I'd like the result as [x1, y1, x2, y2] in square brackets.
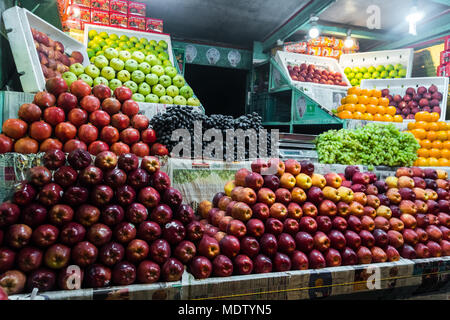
[0, 0, 449, 303]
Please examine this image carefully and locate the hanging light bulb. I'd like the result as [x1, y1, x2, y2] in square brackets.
[308, 16, 320, 39]
[344, 29, 354, 48]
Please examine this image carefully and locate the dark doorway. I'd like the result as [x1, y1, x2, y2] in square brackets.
[184, 64, 248, 117]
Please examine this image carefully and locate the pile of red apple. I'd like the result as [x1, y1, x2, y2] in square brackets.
[287, 63, 347, 86]
[190, 159, 449, 279]
[381, 85, 443, 119]
[31, 28, 84, 80]
[0, 148, 192, 295]
[0, 77, 168, 157]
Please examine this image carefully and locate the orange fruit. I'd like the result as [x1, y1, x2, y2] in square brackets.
[368, 97, 379, 105]
[376, 105, 386, 115]
[437, 121, 448, 131]
[420, 139, 432, 149]
[344, 104, 356, 112]
[341, 97, 347, 105]
[430, 112, 440, 122]
[429, 148, 441, 158]
[337, 105, 345, 113]
[362, 113, 374, 121]
[338, 111, 353, 119]
[415, 121, 429, 130]
[439, 158, 449, 166]
[415, 111, 431, 122]
[347, 87, 361, 96]
[415, 157, 428, 166]
[427, 130, 438, 141]
[360, 89, 371, 97]
[428, 122, 439, 131]
[378, 97, 389, 107]
[355, 104, 366, 113]
[358, 95, 369, 105]
[441, 149, 450, 159]
[346, 94, 359, 104]
[393, 115, 403, 122]
[370, 89, 382, 98]
[383, 114, 394, 122]
[428, 157, 439, 166]
[407, 122, 416, 130]
[432, 140, 443, 149]
[417, 148, 430, 158]
[412, 128, 427, 140]
[437, 131, 448, 141]
[373, 114, 384, 122]
[443, 140, 450, 149]
[385, 106, 396, 116]
[366, 104, 378, 114]
[352, 111, 363, 120]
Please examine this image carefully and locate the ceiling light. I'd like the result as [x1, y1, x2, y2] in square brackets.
[406, 5, 424, 35]
[308, 15, 320, 39]
[344, 29, 354, 48]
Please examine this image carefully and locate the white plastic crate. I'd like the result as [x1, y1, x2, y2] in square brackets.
[83, 24, 175, 65]
[339, 49, 414, 78]
[3, 7, 90, 93]
[360, 77, 449, 121]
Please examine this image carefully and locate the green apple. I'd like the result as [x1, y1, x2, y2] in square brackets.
[398, 69, 407, 77]
[96, 50, 105, 57]
[173, 95, 187, 106]
[172, 75, 185, 88]
[344, 67, 352, 74]
[386, 64, 394, 71]
[163, 60, 173, 67]
[159, 75, 172, 87]
[158, 52, 169, 61]
[368, 66, 376, 73]
[389, 70, 398, 78]
[351, 67, 360, 74]
[101, 67, 116, 80]
[138, 82, 151, 95]
[394, 63, 404, 70]
[62, 71, 77, 88]
[88, 29, 98, 40]
[347, 72, 355, 79]
[363, 72, 371, 79]
[130, 36, 139, 43]
[187, 97, 201, 106]
[109, 33, 118, 41]
[99, 31, 108, 39]
[109, 79, 122, 91]
[376, 65, 385, 72]
[85, 64, 100, 78]
[159, 95, 173, 104]
[119, 35, 129, 42]
[164, 66, 177, 78]
[360, 67, 368, 73]
[110, 58, 125, 71]
[93, 76, 109, 86]
[158, 40, 168, 50]
[78, 74, 93, 87]
[104, 48, 119, 60]
[131, 51, 146, 63]
[131, 70, 146, 84]
[94, 55, 109, 69]
[119, 50, 132, 61]
[355, 72, 363, 80]
[69, 63, 85, 76]
[371, 71, 380, 78]
[149, 40, 157, 47]
[145, 73, 159, 86]
[125, 59, 139, 72]
[87, 48, 95, 59]
[90, 56, 97, 64]
[166, 85, 179, 97]
[117, 70, 131, 83]
[152, 84, 166, 97]
[155, 46, 164, 53]
[151, 65, 165, 77]
[145, 94, 159, 103]
[138, 62, 151, 74]
[124, 80, 138, 93]
[350, 78, 359, 86]
[145, 54, 159, 66]
[132, 93, 145, 102]
[179, 86, 193, 99]
[380, 70, 388, 78]
[140, 38, 149, 45]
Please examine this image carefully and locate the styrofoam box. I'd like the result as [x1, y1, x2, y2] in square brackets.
[339, 49, 414, 78]
[360, 77, 449, 121]
[83, 24, 175, 65]
[3, 7, 90, 93]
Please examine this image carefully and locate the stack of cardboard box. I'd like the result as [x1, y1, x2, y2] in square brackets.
[437, 36, 450, 77]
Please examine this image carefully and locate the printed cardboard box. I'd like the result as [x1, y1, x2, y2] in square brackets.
[66, 5, 91, 23]
[445, 35, 450, 52]
[62, 19, 82, 31]
[90, 0, 110, 11]
[91, 9, 110, 25]
[128, 1, 146, 16]
[110, 0, 128, 14]
[128, 14, 146, 30]
[70, 0, 90, 7]
[440, 50, 450, 66]
[146, 18, 163, 32]
[110, 12, 128, 28]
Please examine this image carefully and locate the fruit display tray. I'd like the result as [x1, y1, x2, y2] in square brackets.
[339, 49, 414, 78]
[8, 256, 450, 300]
[2, 7, 90, 93]
[360, 77, 449, 121]
[83, 24, 175, 66]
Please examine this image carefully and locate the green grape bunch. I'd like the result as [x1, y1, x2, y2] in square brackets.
[315, 123, 420, 167]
